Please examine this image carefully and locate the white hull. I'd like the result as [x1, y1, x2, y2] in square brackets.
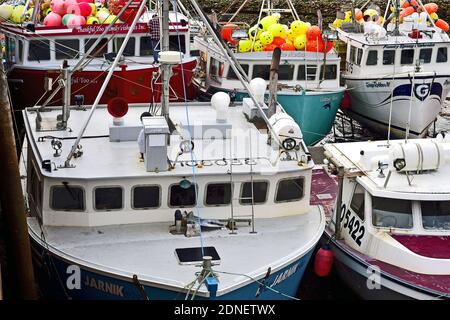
[344, 74, 450, 137]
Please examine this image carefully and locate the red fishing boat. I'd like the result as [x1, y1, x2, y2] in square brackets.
[0, 2, 197, 108]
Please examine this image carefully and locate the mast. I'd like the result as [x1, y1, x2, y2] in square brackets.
[160, 0, 170, 119]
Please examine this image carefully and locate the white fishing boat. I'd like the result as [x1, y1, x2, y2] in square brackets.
[18, 0, 325, 300]
[320, 135, 450, 299]
[335, 0, 450, 138]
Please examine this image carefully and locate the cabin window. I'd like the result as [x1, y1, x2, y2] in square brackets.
[400, 49, 414, 65]
[94, 187, 123, 211]
[209, 57, 224, 81]
[18, 40, 23, 63]
[240, 181, 268, 205]
[27, 158, 43, 218]
[169, 35, 186, 54]
[349, 45, 356, 63]
[84, 38, 108, 58]
[55, 39, 80, 60]
[349, 46, 362, 65]
[205, 183, 232, 206]
[275, 177, 304, 202]
[320, 65, 337, 80]
[350, 184, 365, 220]
[28, 40, 50, 61]
[279, 65, 295, 80]
[419, 48, 432, 64]
[366, 50, 378, 66]
[298, 65, 317, 81]
[169, 184, 197, 207]
[357, 48, 363, 65]
[140, 36, 154, 56]
[113, 37, 136, 56]
[50, 185, 85, 211]
[227, 64, 249, 79]
[382, 50, 395, 65]
[253, 65, 271, 80]
[132, 185, 160, 209]
[437, 47, 448, 63]
[420, 201, 450, 230]
[372, 197, 413, 229]
[5, 37, 16, 64]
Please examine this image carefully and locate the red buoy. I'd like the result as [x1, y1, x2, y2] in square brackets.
[107, 97, 129, 118]
[340, 91, 351, 110]
[314, 244, 334, 277]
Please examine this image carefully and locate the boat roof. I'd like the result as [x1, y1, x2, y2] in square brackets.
[24, 102, 310, 180]
[324, 139, 450, 200]
[28, 207, 324, 297]
[337, 23, 450, 47]
[0, 11, 189, 38]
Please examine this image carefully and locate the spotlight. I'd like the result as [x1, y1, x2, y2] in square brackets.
[393, 158, 406, 171]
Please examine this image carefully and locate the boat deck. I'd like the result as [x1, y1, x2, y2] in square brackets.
[28, 207, 324, 297]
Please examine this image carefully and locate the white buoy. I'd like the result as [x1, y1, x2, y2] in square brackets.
[211, 92, 230, 123]
[249, 78, 266, 104]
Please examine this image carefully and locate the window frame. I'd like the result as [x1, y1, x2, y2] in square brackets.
[252, 64, 271, 80]
[371, 196, 414, 230]
[382, 49, 396, 65]
[420, 200, 450, 231]
[204, 182, 233, 207]
[366, 50, 378, 66]
[168, 183, 198, 208]
[28, 39, 51, 62]
[50, 184, 86, 212]
[93, 185, 124, 212]
[400, 48, 415, 65]
[320, 64, 338, 80]
[227, 64, 249, 80]
[131, 184, 161, 210]
[437, 47, 448, 63]
[55, 38, 80, 60]
[274, 177, 305, 203]
[349, 183, 365, 221]
[239, 180, 269, 205]
[419, 48, 432, 64]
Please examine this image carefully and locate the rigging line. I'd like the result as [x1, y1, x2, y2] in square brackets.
[405, 67, 416, 142]
[213, 269, 300, 300]
[387, 26, 398, 145]
[172, 0, 204, 255]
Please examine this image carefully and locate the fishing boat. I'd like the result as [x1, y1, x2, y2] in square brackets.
[0, 0, 198, 108]
[192, 0, 345, 146]
[319, 135, 450, 299]
[334, 0, 450, 139]
[19, 0, 325, 299]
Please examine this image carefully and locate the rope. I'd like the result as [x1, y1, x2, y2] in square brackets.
[172, 0, 205, 255]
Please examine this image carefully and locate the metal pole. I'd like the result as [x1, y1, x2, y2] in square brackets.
[0, 62, 37, 299]
[161, 0, 171, 119]
[64, 0, 147, 166]
[189, 0, 284, 146]
[335, 166, 345, 240]
[60, 60, 71, 129]
[268, 47, 281, 118]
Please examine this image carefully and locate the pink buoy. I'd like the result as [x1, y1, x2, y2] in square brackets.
[66, 4, 80, 15]
[63, 0, 78, 11]
[314, 244, 334, 277]
[43, 12, 62, 27]
[50, 0, 66, 15]
[76, 0, 94, 3]
[78, 2, 92, 16]
[67, 14, 86, 28]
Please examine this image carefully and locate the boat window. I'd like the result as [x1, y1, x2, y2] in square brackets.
[349, 45, 356, 63]
[51, 185, 85, 211]
[240, 181, 268, 205]
[366, 50, 378, 66]
[350, 183, 365, 220]
[279, 65, 295, 80]
[420, 201, 450, 230]
[349, 46, 362, 65]
[55, 39, 80, 60]
[94, 187, 123, 211]
[372, 197, 413, 229]
[170, 184, 197, 207]
[205, 183, 232, 206]
[132, 185, 160, 209]
[320, 64, 337, 80]
[140, 36, 154, 56]
[113, 37, 136, 56]
[382, 50, 395, 65]
[400, 49, 414, 65]
[437, 47, 448, 63]
[357, 48, 363, 65]
[27, 160, 43, 218]
[209, 57, 224, 82]
[253, 65, 271, 80]
[419, 48, 432, 64]
[275, 177, 304, 202]
[84, 38, 108, 58]
[298, 65, 317, 81]
[5, 37, 16, 64]
[169, 35, 186, 54]
[227, 64, 249, 79]
[18, 40, 23, 63]
[28, 40, 50, 61]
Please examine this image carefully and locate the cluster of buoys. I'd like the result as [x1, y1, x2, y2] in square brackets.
[229, 15, 334, 53]
[332, 1, 448, 33]
[0, 0, 132, 27]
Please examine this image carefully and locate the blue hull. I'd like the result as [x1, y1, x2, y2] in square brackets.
[205, 88, 343, 146]
[31, 239, 314, 300]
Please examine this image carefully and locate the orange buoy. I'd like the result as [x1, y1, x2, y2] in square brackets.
[263, 44, 277, 51]
[424, 3, 438, 14]
[220, 24, 239, 45]
[436, 19, 449, 33]
[272, 36, 286, 47]
[400, 6, 415, 18]
[280, 42, 295, 51]
[314, 244, 334, 277]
